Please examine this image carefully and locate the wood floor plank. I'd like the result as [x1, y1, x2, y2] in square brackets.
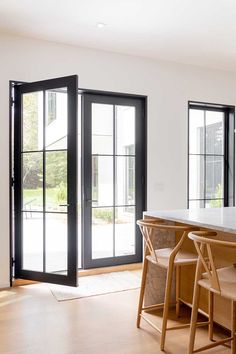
[0, 285, 230, 354]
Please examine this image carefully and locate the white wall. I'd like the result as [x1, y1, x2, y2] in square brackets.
[1, 33, 236, 287]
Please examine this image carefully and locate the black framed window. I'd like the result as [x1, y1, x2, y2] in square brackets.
[188, 102, 235, 208]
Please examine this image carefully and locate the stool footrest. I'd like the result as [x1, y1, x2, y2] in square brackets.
[167, 321, 209, 331]
[193, 336, 234, 353]
[140, 314, 162, 333]
[142, 303, 165, 311]
[140, 314, 209, 333]
[142, 302, 177, 312]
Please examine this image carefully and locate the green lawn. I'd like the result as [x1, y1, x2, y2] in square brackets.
[23, 188, 84, 216]
[23, 188, 66, 209]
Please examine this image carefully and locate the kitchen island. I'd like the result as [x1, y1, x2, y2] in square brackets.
[143, 207, 236, 330]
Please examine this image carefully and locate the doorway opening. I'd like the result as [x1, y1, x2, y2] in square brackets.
[10, 77, 147, 286]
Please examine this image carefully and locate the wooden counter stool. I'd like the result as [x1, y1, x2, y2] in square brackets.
[137, 219, 202, 351]
[188, 231, 236, 354]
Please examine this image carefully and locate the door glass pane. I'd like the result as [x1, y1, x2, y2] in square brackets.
[116, 156, 135, 206]
[45, 213, 68, 274]
[206, 111, 224, 155]
[45, 151, 67, 212]
[115, 207, 135, 256]
[116, 106, 135, 155]
[206, 156, 224, 199]
[23, 212, 43, 271]
[189, 155, 204, 199]
[86, 97, 143, 267]
[92, 208, 113, 259]
[45, 88, 67, 150]
[22, 92, 43, 152]
[188, 200, 204, 209]
[92, 156, 113, 207]
[189, 109, 204, 154]
[205, 199, 223, 208]
[17, 76, 78, 286]
[92, 103, 113, 155]
[22, 152, 43, 211]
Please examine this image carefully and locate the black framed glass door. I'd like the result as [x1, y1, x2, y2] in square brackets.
[82, 93, 146, 268]
[14, 75, 78, 286]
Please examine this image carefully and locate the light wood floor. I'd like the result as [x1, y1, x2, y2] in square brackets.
[0, 284, 230, 354]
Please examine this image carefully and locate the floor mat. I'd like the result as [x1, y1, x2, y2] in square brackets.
[50, 270, 141, 301]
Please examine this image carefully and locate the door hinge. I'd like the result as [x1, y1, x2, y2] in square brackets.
[11, 257, 15, 267]
[11, 177, 15, 187]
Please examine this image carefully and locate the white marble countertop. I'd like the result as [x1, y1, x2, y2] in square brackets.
[144, 207, 236, 234]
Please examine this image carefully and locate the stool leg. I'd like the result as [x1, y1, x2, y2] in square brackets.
[188, 282, 201, 354]
[160, 262, 174, 351]
[176, 265, 181, 318]
[231, 301, 236, 354]
[136, 257, 149, 328]
[208, 291, 214, 341]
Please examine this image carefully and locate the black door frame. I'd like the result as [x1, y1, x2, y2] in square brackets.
[10, 84, 147, 284]
[81, 92, 147, 269]
[12, 75, 78, 286]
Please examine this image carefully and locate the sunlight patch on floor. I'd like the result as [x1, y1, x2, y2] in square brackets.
[0, 290, 31, 308]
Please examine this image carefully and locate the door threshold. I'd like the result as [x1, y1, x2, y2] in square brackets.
[12, 278, 39, 287]
[78, 262, 142, 277]
[12, 263, 142, 286]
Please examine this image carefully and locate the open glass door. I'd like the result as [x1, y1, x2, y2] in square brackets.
[82, 93, 146, 268]
[14, 75, 78, 286]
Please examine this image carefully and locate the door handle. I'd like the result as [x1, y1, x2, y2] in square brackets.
[85, 199, 98, 203]
[59, 204, 70, 207]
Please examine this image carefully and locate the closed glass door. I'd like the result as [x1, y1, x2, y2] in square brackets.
[83, 94, 146, 268]
[14, 76, 78, 286]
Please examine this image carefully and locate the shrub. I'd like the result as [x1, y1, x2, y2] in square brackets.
[56, 182, 67, 204]
[93, 209, 113, 223]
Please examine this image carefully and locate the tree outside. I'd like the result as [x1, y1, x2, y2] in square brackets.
[23, 93, 67, 212]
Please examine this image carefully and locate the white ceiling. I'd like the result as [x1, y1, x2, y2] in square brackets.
[1, 0, 236, 71]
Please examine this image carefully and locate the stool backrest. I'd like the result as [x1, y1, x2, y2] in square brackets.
[137, 219, 197, 263]
[188, 231, 236, 293]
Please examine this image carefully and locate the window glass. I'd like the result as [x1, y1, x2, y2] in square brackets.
[206, 111, 224, 155]
[189, 109, 204, 154]
[188, 105, 226, 209]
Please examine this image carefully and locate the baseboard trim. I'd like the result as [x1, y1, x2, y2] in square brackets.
[0, 282, 10, 289]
